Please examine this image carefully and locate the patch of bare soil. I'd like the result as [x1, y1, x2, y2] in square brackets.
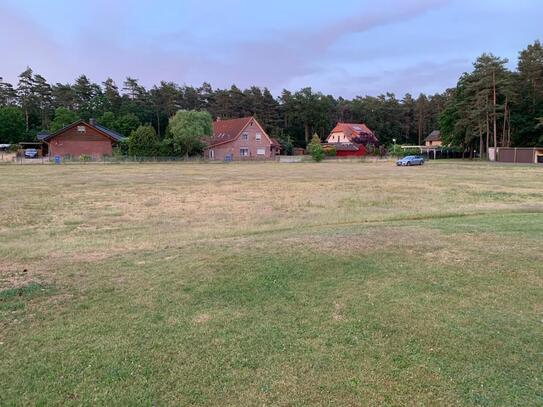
[193, 313, 211, 324]
[332, 301, 345, 321]
[0, 264, 36, 291]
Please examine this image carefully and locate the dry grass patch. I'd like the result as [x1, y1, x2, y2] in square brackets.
[0, 161, 542, 406]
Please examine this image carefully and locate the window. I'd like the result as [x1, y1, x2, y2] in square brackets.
[208, 149, 214, 159]
[240, 148, 249, 157]
[241, 133, 248, 141]
[77, 126, 86, 132]
[257, 148, 265, 155]
[255, 132, 262, 141]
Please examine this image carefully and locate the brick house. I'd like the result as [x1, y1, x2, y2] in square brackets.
[325, 122, 378, 157]
[204, 117, 281, 160]
[38, 119, 124, 159]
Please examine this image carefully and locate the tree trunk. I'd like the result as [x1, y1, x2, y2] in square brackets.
[492, 70, 497, 148]
[507, 110, 511, 146]
[502, 96, 508, 147]
[304, 122, 309, 145]
[479, 123, 484, 159]
[486, 111, 490, 158]
[24, 106, 29, 132]
[417, 114, 423, 146]
[156, 109, 161, 139]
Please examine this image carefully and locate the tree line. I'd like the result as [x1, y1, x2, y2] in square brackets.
[0, 40, 542, 155]
[440, 40, 543, 155]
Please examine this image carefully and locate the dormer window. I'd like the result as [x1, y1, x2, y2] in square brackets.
[241, 133, 248, 141]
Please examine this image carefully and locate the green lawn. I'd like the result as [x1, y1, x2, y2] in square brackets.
[1, 161, 542, 406]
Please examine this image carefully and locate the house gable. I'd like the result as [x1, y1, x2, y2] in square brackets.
[42, 120, 123, 143]
[209, 117, 272, 148]
[206, 117, 279, 160]
[326, 122, 377, 144]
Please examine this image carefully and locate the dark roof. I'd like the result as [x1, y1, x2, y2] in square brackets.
[37, 131, 50, 141]
[209, 117, 253, 146]
[93, 124, 124, 142]
[425, 130, 441, 142]
[40, 119, 125, 142]
[327, 142, 361, 151]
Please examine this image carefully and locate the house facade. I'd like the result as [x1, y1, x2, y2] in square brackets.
[425, 130, 442, 147]
[38, 119, 124, 159]
[205, 117, 281, 160]
[324, 122, 378, 157]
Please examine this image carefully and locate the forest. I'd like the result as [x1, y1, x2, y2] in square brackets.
[0, 40, 542, 154]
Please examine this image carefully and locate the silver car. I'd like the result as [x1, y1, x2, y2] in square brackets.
[396, 155, 424, 166]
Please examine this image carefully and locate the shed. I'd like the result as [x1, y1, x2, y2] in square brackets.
[494, 147, 543, 164]
[38, 119, 124, 159]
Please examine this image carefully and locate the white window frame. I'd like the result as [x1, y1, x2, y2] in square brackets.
[256, 148, 265, 155]
[208, 149, 214, 159]
[240, 148, 249, 157]
[255, 132, 262, 141]
[241, 133, 249, 141]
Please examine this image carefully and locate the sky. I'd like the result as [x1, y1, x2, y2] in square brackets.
[1, 0, 542, 98]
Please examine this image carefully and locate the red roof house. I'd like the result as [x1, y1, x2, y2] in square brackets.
[205, 117, 281, 160]
[325, 122, 378, 157]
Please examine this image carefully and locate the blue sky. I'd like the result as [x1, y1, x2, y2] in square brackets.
[1, 0, 541, 97]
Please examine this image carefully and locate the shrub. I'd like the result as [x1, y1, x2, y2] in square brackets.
[79, 154, 92, 162]
[308, 134, 324, 162]
[389, 144, 420, 157]
[323, 145, 336, 156]
[157, 139, 175, 157]
[128, 125, 159, 157]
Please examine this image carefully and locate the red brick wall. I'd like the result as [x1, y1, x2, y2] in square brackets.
[47, 124, 113, 158]
[206, 120, 278, 160]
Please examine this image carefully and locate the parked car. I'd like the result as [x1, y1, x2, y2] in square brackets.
[24, 148, 38, 158]
[396, 155, 424, 166]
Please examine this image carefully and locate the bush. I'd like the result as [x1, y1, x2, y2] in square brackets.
[79, 154, 92, 162]
[157, 139, 175, 157]
[323, 145, 336, 156]
[128, 125, 159, 157]
[389, 144, 420, 157]
[308, 134, 324, 162]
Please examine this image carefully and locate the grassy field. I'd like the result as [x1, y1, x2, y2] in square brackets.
[1, 161, 542, 406]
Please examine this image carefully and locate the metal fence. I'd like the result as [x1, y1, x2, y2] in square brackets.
[3, 151, 473, 165]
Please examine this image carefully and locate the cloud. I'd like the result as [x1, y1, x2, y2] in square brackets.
[211, 0, 450, 90]
[0, 3, 66, 82]
[0, 0, 478, 98]
[298, 58, 471, 98]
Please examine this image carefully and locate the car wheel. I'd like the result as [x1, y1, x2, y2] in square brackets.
[407, 162, 411, 166]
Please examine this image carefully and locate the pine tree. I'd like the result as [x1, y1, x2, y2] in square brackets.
[17, 67, 36, 131]
[33, 74, 53, 128]
[0, 77, 17, 106]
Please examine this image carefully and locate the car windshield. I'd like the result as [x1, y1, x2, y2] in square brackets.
[403, 156, 415, 159]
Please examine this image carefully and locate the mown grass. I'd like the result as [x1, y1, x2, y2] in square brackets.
[0, 161, 542, 405]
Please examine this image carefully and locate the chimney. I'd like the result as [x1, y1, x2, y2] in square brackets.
[89, 118, 96, 126]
